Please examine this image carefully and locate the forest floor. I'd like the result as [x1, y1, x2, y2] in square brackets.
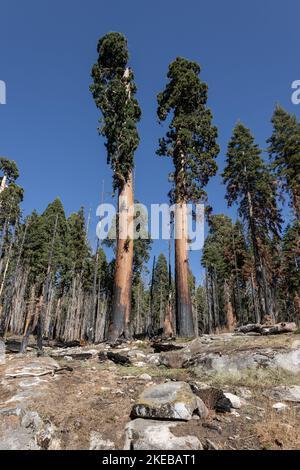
[1, 332, 300, 450]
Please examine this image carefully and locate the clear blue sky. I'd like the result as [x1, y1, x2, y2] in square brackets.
[0, 0, 299, 283]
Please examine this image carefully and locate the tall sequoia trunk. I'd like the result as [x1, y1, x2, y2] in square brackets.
[174, 201, 194, 337]
[108, 173, 134, 343]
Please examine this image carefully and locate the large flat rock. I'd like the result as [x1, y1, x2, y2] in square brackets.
[269, 385, 300, 402]
[4, 356, 60, 378]
[183, 348, 300, 374]
[124, 418, 203, 450]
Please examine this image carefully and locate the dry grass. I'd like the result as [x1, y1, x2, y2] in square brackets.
[254, 405, 300, 450]
[115, 364, 191, 381]
[192, 367, 300, 390]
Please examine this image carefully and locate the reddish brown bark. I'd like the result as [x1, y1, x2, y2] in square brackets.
[163, 292, 174, 338]
[174, 202, 194, 337]
[108, 174, 134, 343]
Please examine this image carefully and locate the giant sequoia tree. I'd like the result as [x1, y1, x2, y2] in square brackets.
[157, 57, 219, 336]
[268, 106, 300, 223]
[223, 123, 282, 322]
[91, 32, 141, 342]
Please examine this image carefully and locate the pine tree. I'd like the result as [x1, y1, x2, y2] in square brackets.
[151, 254, 169, 330]
[281, 222, 300, 322]
[157, 57, 219, 336]
[91, 32, 141, 342]
[268, 106, 300, 223]
[223, 123, 282, 322]
[0, 157, 23, 232]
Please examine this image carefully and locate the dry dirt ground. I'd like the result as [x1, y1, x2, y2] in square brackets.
[1, 333, 300, 450]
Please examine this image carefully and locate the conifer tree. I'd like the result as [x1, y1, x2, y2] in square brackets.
[268, 106, 300, 223]
[223, 123, 282, 322]
[91, 32, 141, 342]
[151, 253, 170, 330]
[281, 222, 300, 321]
[157, 57, 219, 336]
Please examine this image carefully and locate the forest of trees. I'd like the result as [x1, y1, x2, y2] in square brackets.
[0, 33, 299, 350]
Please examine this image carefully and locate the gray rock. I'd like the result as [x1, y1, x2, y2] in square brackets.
[131, 381, 208, 421]
[128, 350, 146, 360]
[139, 373, 152, 381]
[124, 419, 203, 450]
[36, 421, 59, 450]
[0, 339, 5, 364]
[224, 393, 243, 409]
[89, 431, 115, 450]
[0, 410, 58, 450]
[0, 426, 39, 450]
[185, 348, 300, 374]
[21, 411, 43, 432]
[146, 354, 161, 366]
[272, 402, 289, 412]
[270, 385, 300, 402]
[0, 405, 24, 417]
[5, 356, 60, 378]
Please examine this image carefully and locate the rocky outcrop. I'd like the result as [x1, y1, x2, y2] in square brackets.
[183, 347, 300, 374]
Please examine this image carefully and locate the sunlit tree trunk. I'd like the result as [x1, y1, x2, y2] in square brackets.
[174, 201, 194, 337]
[108, 173, 134, 343]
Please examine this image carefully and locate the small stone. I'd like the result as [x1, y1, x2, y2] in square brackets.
[139, 373, 152, 381]
[202, 422, 222, 433]
[224, 393, 242, 409]
[272, 402, 289, 412]
[63, 356, 73, 361]
[230, 410, 240, 417]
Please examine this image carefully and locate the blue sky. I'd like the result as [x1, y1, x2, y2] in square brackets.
[0, 0, 299, 283]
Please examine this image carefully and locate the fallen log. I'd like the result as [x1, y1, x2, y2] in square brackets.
[237, 324, 261, 334]
[54, 340, 81, 348]
[151, 342, 184, 353]
[238, 322, 297, 335]
[6, 365, 73, 379]
[261, 322, 297, 335]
